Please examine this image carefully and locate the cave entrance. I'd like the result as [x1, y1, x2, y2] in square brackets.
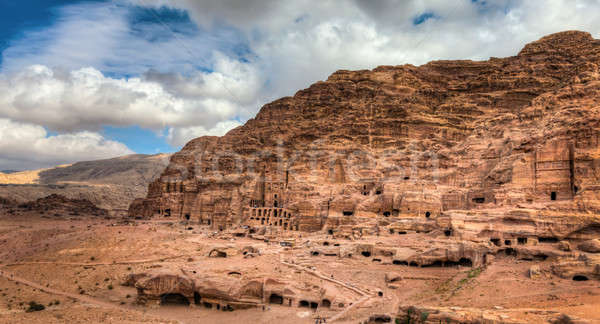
[321, 299, 331, 308]
[538, 237, 559, 243]
[459, 258, 473, 267]
[194, 292, 201, 305]
[209, 250, 227, 258]
[551, 192, 557, 201]
[472, 197, 485, 204]
[160, 293, 189, 306]
[310, 302, 318, 309]
[573, 275, 589, 281]
[269, 294, 283, 305]
[361, 251, 371, 257]
[184, 214, 190, 220]
[299, 300, 309, 308]
[343, 211, 354, 216]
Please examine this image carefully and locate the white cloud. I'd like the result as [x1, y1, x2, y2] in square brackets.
[0, 60, 261, 138]
[166, 120, 242, 147]
[0, 118, 133, 170]
[2, 0, 600, 169]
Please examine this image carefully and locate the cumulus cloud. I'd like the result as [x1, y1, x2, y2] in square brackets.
[166, 120, 242, 147]
[138, 0, 600, 103]
[0, 118, 132, 170]
[0, 59, 261, 135]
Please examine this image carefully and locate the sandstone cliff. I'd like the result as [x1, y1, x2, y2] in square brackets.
[131, 31, 600, 252]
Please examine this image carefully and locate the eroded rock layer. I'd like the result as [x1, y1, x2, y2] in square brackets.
[130, 31, 600, 257]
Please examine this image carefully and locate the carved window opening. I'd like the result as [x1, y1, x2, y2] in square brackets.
[551, 192, 557, 200]
[472, 197, 485, 204]
[269, 294, 283, 304]
[160, 293, 189, 306]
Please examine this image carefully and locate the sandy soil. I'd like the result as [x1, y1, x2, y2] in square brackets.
[0, 212, 599, 324]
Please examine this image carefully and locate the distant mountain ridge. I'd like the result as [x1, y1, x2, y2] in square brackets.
[0, 153, 170, 210]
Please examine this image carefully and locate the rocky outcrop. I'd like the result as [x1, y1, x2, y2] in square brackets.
[3, 194, 108, 217]
[130, 31, 600, 278]
[393, 305, 591, 324]
[127, 267, 356, 311]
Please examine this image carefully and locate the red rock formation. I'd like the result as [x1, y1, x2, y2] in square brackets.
[129, 31, 600, 245]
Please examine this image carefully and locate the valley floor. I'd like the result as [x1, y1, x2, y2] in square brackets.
[0, 212, 598, 323]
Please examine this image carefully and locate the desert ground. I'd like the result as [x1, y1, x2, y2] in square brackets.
[0, 209, 598, 324]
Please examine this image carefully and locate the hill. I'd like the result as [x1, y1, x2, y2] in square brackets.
[0, 153, 170, 210]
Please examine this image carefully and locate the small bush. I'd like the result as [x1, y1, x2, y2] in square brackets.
[26, 301, 45, 312]
[107, 285, 113, 290]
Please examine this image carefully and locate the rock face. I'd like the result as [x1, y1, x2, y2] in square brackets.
[123, 243, 357, 311]
[130, 31, 600, 250]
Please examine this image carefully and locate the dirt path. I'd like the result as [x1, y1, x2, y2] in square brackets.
[0, 268, 133, 312]
[327, 295, 372, 323]
[2, 254, 190, 267]
[279, 260, 369, 296]
[279, 260, 376, 323]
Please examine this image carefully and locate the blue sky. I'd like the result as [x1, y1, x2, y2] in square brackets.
[0, 0, 598, 170]
[0, 0, 182, 154]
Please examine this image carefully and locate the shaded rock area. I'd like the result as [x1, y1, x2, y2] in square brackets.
[1, 194, 108, 217]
